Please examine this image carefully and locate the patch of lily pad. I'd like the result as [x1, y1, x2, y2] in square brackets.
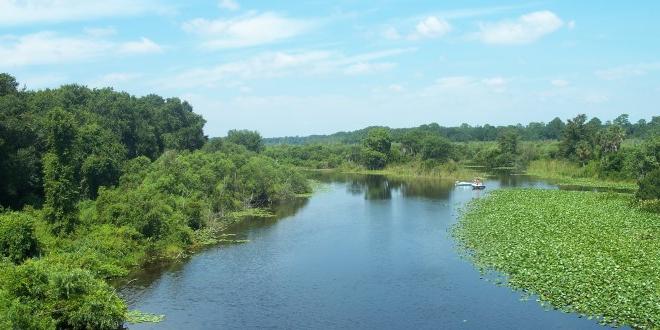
[454, 189, 660, 329]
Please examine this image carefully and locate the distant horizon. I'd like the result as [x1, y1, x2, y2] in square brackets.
[3, 1, 659, 137]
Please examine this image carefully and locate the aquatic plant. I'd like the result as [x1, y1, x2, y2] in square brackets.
[126, 310, 165, 323]
[454, 189, 660, 329]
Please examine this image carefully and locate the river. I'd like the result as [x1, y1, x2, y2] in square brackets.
[120, 173, 611, 329]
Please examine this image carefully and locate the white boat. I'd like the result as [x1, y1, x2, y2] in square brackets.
[455, 181, 486, 189]
[455, 181, 473, 186]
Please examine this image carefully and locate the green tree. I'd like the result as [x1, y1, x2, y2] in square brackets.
[637, 168, 660, 201]
[43, 108, 79, 234]
[497, 130, 520, 155]
[598, 125, 625, 154]
[545, 117, 565, 139]
[226, 129, 263, 152]
[561, 114, 594, 163]
[363, 128, 392, 155]
[0, 73, 18, 96]
[420, 135, 453, 161]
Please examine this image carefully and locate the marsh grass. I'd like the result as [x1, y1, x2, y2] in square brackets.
[454, 189, 660, 328]
[340, 161, 486, 181]
[526, 159, 637, 190]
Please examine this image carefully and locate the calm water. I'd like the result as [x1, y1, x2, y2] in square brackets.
[120, 173, 611, 329]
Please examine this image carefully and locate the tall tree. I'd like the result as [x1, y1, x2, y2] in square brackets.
[43, 108, 79, 234]
[561, 114, 593, 162]
[226, 129, 263, 152]
[545, 117, 565, 139]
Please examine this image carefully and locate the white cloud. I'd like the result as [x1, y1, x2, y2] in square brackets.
[477, 10, 564, 44]
[0, 32, 112, 67]
[182, 12, 313, 49]
[0, 32, 163, 68]
[162, 48, 413, 88]
[551, 79, 570, 87]
[427, 75, 509, 93]
[595, 62, 660, 80]
[218, 0, 239, 11]
[118, 37, 162, 54]
[344, 62, 395, 75]
[482, 77, 507, 87]
[0, 0, 165, 26]
[412, 16, 451, 39]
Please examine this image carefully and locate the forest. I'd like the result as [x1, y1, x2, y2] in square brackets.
[0, 74, 309, 328]
[0, 73, 658, 328]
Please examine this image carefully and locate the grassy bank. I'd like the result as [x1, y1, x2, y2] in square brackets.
[526, 159, 638, 190]
[454, 189, 660, 328]
[317, 161, 486, 181]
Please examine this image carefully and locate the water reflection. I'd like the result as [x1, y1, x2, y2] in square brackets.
[121, 172, 610, 330]
[311, 171, 454, 200]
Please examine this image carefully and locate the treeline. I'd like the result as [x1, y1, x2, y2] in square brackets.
[266, 115, 658, 145]
[0, 73, 206, 210]
[0, 74, 309, 328]
[266, 114, 659, 203]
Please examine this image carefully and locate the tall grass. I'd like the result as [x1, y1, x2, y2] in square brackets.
[526, 159, 637, 190]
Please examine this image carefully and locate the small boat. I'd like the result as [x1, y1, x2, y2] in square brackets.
[455, 181, 473, 186]
[471, 183, 486, 190]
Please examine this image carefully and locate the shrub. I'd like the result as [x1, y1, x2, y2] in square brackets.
[637, 168, 660, 201]
[361, 149, 387, 170]
[0, 259, 126, 329]
[0, 212, 40, 263]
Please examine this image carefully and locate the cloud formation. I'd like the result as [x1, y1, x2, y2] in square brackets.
[164, 48, 414, 88]
[0, 31, 163, 67]
[182, 12, 313, 49]
[218, 0, 239, 11]
[412, 16, 451, 39]
[0, 0, 163, 26]
[477, 10, 564, 44]
[595, 62, 660, 80]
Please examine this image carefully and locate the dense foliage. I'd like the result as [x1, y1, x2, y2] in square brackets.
[266, 115, 658, 145]
[0, 74, 206, 210]
[266, 113, 658, 197]
[0, 74, 310, 327]
[454, 189, 660, 328]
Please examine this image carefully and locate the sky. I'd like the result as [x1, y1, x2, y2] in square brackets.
[1, 1, 659, 137]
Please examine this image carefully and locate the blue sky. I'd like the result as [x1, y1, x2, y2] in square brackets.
[1, 1, 659, 137]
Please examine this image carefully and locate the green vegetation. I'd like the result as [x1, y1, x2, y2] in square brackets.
[126, 310, 165, 324]
[0, 74, 310, 328]
[0, 71, 658, 327]
[266, 114, 658, 193]
[454, 189, 660, 328]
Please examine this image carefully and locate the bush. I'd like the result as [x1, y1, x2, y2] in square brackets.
[0, 259, 126, 329]
[637, 168, 660, 201]
[0, 212, 40, 264]
[362, 149, 387, 170]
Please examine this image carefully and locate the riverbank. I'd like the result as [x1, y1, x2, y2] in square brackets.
[526, 159, 638, 190]
[305, 161, 487, 182]
[454, 189, 660, 329]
